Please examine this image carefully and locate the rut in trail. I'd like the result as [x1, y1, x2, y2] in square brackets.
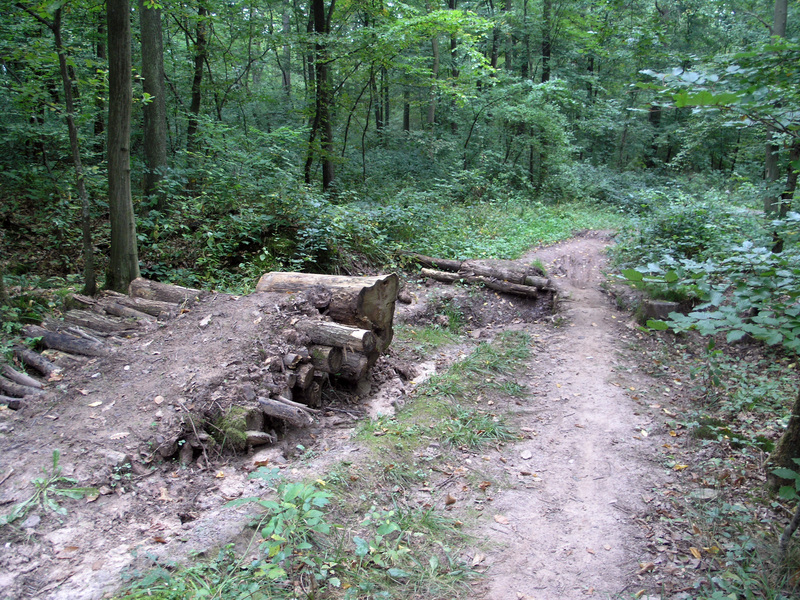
[475, 233, 666, 599]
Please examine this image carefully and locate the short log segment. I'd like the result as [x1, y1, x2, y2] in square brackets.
[309, 345, 343, 374]
[101, 290, 178, 319]
[1, 365, 43, 389]
[420, 269, 541, 299]
[256, 272, 398, 352]
[0, 375, 44, 398]
[13, 345, 59, 376]
[24, 325, 109, 357]
[295, 319, 376, 354]
[0, 394, 21, 410]
[128, 277, 207, 306]
[258, 396, 313, 428]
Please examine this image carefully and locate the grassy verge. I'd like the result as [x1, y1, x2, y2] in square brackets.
[115, 331, 533, 600]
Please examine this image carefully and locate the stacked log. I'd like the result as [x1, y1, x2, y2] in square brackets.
[256, 272, 399, 390]
[407, 253, 556, 298]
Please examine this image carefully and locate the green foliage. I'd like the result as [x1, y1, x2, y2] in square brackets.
[1, 450, 98, 526]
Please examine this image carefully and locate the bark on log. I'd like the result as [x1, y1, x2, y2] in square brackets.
[258, 396, 313, 427]
[1, 365, 43, 389]
[273, 395, 321, 414]
[309, 345, 343, 373]
[0, 394, 21, 410]
[24, 325, 110, 357]
[460, 258, 546, 281]
[402, 252, 463, 272]
[294, 319, 377, 353]
[102, 301, 157, 323]
[294, 381, 322, 407]
[128, 277, 207, 305]
[256, 272, 398, 352]
[101, 290, 178, 318]
[0, 375, 44, 398]
[335, 351, 372, 382]
[63, 310, 138, 333]
[294, 363, 315, 390]
[420, 269, 541, 298]
[13, 345, 60, 376]
[246, 430, 277, 446]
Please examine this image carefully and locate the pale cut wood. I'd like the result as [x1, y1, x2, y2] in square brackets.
[1, 365, 43, 389]
[24, 325, 110, 357]
[128, 277, 207, 305]
[309, 345, 343, 374]
[256, 272, 398, 352]
[13, 345, 59, 376]
[0, 375, 44, 398]
[420, 269, 541, 298]
[258, 396, 313, 427]
[295, 319, 377, 353]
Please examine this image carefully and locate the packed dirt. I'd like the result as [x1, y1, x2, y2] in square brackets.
[0, 232, 688, 600]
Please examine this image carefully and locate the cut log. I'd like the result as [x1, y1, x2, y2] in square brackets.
[1, 365, 43, 389]
[24, 325, 109, 357]
[128, 277, 207, 306]
[335, 351, 377, 382]
[294, 381, 322, 407]
[420, 269, 541, 299]
[402, 252, 463, 273]
[294, 362, 315, 390]
[273, 395, 321, 414]
[460, 259, 547, 282]
[294, 319, 377, 353]
[0, 394, 21, 410]
[13, 345, 60, 376]
[102, 301, 157, 323]
[101, 290, 178, 319]
[258, 396, 314, 428]
[0, 375, 44, 398]
[246, 430, 277, 446]
[62, 310, 138, 334]
[256, 272, 398, 352]
[309, 345, 343, 374]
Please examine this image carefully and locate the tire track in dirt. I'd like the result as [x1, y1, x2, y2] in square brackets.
[475, 234, 666, 599]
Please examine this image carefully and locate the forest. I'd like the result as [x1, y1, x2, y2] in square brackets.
[1, 0, 800, 598]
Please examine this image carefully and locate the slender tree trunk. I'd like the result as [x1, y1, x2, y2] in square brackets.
[308, 0, 335, 191]
[541, 0, 552, 83]
[0, 259, 7, 305]
[187, 5, 208, 153]
[139, 0, 168, 208]
[94, 14, 106, 156]
[282, 0, 292, 94]
[403, 88, 410, 131]
[521, 0, 530, 78]
[107, 0, 140, 292]
[428, 36, 440, 126]
[764, 0, 788, 215]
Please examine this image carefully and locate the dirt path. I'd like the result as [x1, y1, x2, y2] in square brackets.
[475, 234, 666, 599]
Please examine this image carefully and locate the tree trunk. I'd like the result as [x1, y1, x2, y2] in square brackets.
[768, 390, 800, 490]
[139, 0, 168, 207]
[428, 35, 440, 126]
[281, 0, 292, 94]
[403, 88, 410, 131]
[764, 0, 788, 215]
[107, 0, 140, 293]
[187, 5, 208, 153]
[541, 0, 552, 83]
[94, 13, 106, 155]
[309, 0, 335, 192]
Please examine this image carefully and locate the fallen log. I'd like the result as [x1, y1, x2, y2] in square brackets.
[0, 375, 44, 398]
[128, 277, 207, 306]
[256, 272, 398, 352]
[62, 310, 138, 334]
[24, 325, 109, 357]
[102, 301, 157, 323]
[0, 394, 21, 410]
[309, 345, 343, 374]
[258, 396, 314, 428]
[460, 259, 550, 289]
[1, 365, 43, 389]
[420, 268, 541, 299]
[294, 319, 377, 353]
[402, 252, 463, 273]
[335, 351, 379, 382]
[246, 430, 277, 446]
[101, 290, 178, 319]
[13, 345, 60, 376]
[273, 395, 321, 414]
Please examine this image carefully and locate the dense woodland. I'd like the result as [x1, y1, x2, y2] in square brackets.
[2, 0, 800, 597]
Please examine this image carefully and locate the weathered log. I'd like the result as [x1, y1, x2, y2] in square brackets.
[24, 325, 109, 357]
[256, 272, 398, 352]
[420, 269, 541, 299]
[294, 319, 377, 353]
[258, 396, 313, 428]
[62, 310, 138, 334]
[128, 277, 207, 305]
[13, 345, 60, 376]
[102, 301, 157, 323]
[335, 351, 375, 382]
[294, 362, 315, 390]
[101, 290, 178, 319]
[273, 395, 321, 414]
[246, 430, 277, 446]
[294, 381, 322, 407]
[0, 375, 44, 398]
[0, 394, 21, 410]
[402, 252, 463, 273]
[460, 259, 547, 282]
[1, 365, 43, 389]
[309, 345, 343, 374]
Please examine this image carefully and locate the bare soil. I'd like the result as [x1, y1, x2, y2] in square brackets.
[0, 232, 682, 600]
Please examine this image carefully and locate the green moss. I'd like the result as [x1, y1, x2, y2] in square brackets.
[212, 406, 249, 452]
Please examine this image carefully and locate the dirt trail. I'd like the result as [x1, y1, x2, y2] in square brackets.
[476, 234, 666, 599]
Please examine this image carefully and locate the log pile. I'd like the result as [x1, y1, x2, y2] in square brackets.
[406, 253, 557, 298]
